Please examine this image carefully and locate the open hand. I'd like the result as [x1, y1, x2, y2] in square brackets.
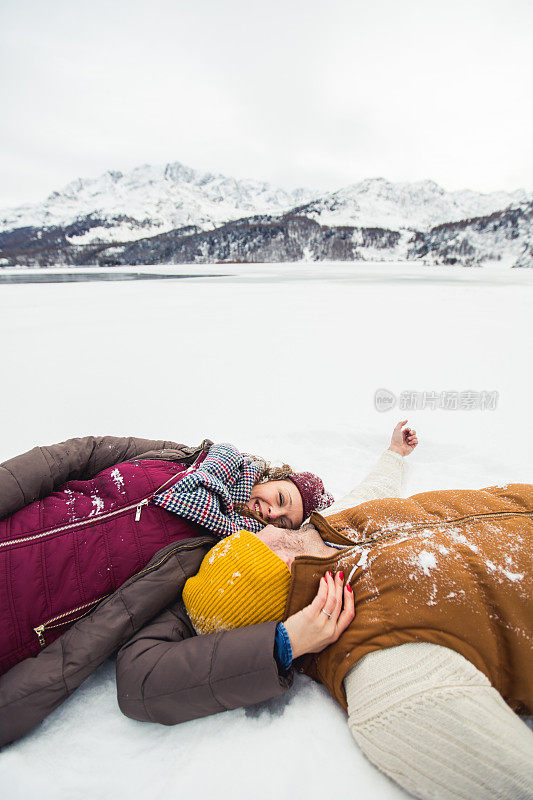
[283, 571, 355, 660]
[388, 419, 418, 457]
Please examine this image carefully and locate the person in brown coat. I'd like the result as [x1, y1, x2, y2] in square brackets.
[182, 458, 533, 799]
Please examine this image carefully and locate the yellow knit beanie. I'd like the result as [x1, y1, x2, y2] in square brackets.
[183, 530, 291, 635]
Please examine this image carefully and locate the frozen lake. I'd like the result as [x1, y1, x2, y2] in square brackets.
[0, 271, 228, 283]
[1, 260, 532, 799]
[2, 259, 532, 286]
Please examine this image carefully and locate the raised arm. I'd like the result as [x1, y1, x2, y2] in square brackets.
[345, 643, 533, 800]
[0, 434, 208, 519]
[323, 420, 417, 516]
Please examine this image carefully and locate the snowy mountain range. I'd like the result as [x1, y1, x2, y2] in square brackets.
[0, 161, 531, 267]
[291, 178, 531, 232]
[0, 162, 314, 243]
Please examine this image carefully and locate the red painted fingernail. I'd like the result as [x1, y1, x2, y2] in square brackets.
[338, 571, 344, 580]
[327, 571, 333, 578]
[346, 584, 352, 593]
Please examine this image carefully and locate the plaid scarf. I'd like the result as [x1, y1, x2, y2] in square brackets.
[152, 442, 264, 537]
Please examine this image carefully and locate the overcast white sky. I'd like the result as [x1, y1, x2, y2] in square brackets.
[1, 0, 532, 208]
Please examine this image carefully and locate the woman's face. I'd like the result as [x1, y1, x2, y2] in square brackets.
[246, 479, 304, 529]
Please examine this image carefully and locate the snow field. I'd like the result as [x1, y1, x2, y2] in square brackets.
[0, 260, 532, 799]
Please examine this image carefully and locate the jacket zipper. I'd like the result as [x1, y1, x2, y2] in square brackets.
[330, 508, 533, 547]
[34, 597, 107, 647]
[33, 535, 214, 648]
[0, 468, 186, 550]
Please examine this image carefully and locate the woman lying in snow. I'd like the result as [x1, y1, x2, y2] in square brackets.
[181, 454, 533, 799]
[0, 422, 414, 746]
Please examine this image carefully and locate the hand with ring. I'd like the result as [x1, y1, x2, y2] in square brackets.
[282, 570, 355, 660]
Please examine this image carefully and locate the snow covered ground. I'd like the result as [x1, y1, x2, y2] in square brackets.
[0, 260, 532, 799]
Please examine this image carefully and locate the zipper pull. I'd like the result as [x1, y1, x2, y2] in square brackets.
[135, 498, 150, 522]
[34, 625, 46, 648]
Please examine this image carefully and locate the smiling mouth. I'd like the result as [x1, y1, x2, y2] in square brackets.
[253, 499, 267, 518]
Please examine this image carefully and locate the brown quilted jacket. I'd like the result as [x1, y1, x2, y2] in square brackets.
[0, 435, 292, 747]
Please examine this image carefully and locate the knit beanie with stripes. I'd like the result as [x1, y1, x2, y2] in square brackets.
[183, 530, 291, 634]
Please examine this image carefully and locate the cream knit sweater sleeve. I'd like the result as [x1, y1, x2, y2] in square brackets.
[344, 643, 533, 800]
[322, 449, 404, 517]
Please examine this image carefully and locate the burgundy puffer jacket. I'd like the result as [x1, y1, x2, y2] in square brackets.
[0, 436, 291, 749]
[0, 454, 206, 675]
